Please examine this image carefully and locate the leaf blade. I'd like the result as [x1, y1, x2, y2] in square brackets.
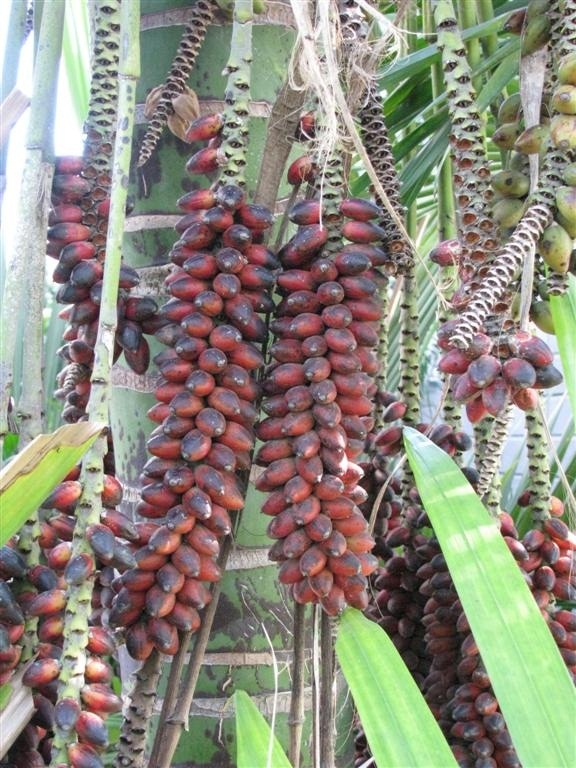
[403, 427, 576, 768]
[0, 422, 105, 545]
[550, 274, 576, 423]
[336, 609, 458, 768]
[234, 690, 292, 768]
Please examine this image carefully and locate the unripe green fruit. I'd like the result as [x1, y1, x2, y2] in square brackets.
[492, 169, 530, 198]
[509, 151, 529, 172]
[551, 85, 576, 115]
[521, 15, 551, 56]
[537, 222, 573, 273]
[526, 0, 549, 21]
[493, 198, 526, 228]
[497, 93, 522, 125]
[550, 114, 576, 150]
[514, 123, 549, 154]
[530, 301, 555, 334]
[555, 187, 576, 237]
[558, 52, 576, 86]
[562, 162, 576, 185]
[492, 122, 521, 150]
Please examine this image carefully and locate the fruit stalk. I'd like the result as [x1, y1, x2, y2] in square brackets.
[448, 204, 552, 349]
[116, 651, 162, 768]
[0, 0, 65, 457]
[219, 0, 254, 187]
[137, 0, 216, 167]
[50, 1, 140, 762]
[525, 405, 551, 522]
[475, 406, 513, 510]
[288, 602, 308, 768]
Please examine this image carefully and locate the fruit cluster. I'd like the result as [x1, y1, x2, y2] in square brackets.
[0, 545, 27, 685]
[437, 326, 562, 422]
[112, 168, 277, 657]
[254, 193, 393, 614]
[48, 155, 158, 426]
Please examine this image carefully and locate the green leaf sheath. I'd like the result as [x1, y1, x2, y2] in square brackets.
[404, 427, 576, 768]
[234, 690, 292, 768]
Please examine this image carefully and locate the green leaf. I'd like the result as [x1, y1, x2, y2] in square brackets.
[234, 690, 292, 768]
[0, 422, 105, 545]
[62, 0, 90, 126]
[336, 609, 457, 768]
[404, 427, 576, 768]
[550, 274, 576, 423]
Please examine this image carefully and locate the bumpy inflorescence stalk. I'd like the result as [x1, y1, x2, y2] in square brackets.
[448, 204, 552, 348]
[50, 2, 140, 763]
[476, 407, 512, 510]
[219, 0, 254, 187]
[137, 0, 216, 167]
[525, 405, 551, 523]
[434, 0, 500, 279]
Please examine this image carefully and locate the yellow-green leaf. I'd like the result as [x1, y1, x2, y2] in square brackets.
[404, 427, 576, 768]
[336, 609, 457, 768]
[0, 422, 105, 545]
[550, 274, 576, 423]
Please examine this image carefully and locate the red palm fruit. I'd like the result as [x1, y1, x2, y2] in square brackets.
[549, 496, 565, 517]
[256, 458, 297, 491]
[534, 363, 563, 389]
[185, 112, 224, 142]
[237, 204, 274, 231]
[185, 146, 220, 175]
[279, 290, 321, 316]
[324, 327, 357, 354]
[179, 224, 217, 253]
[466, 395, 489, 423]
[194, 464, 226, 500]
[465, 354, 501, 388]
[55, 696, 81, 731]
[289, 199, 321, 225]
[217, 420, 254, 453]
[303, 357, 331, 383]
[204, 504, 232, 536]
[159, 357, 194, 383]
[147, 527, 182, 556]
[299, 545, 328, 577]
[195, 408, 226, 438]
[326, 351, 361, 375]
[348, 320, 378, 347]
[163, 466, 195, 494]
[64, 553, 95, 585]
[299, 337, 328, 361]
[309, 259, 338, 284]
[207, 387, 242, 418]
[148, 618, 179, 655]
[193, 290, 224, 318]
[69, 260, 104, 289]
[339, 275, 377, 301]
[281, 410, 315, 437]
[261, 490, 289, 516]
[184, 371, 215, 399]
[146, 586, 176, 618]
[512, 387, 538, 411]
[346, 532, 376, 554]
[66, 340, 94, 366]
[317, 425, 347, 451]
[288, 312, 324, 339]
[182, 253, 217, 280]
[322, 497, 357, 520]
[52, 173, 91, 202]
[87, 627, 115, 656]
[340, 197, 381, 221]
[48, 514, 76, 542]
[186, 524, 220, 557]
[244, 243, 280, 270]
[197, 554, 221, 582]
[292, 578, 318, 605]
[22, 658, 60, 687]
[221, 224, 252, 252]
[256, 417, 284, 442]
[295, 454, 323, 485]
[482, 377, 510, 415]
[332, 514, 367, 538]
[155, 381, 186, 405]
[328, 551, 362, 576]
[224, 342, 263, 371]
[282, 529, 312, 559]
[502, 357, 537, 388]
[214, 183, 245, 211]
[320, 530, 348, 558]
[209, 325, 242, 354]
[215, 247, 247, 275]
[270, 339, 304, 364]
[277, 269, 316, 293]
[239, 264, 275, 293]
[180, 311, 214, 339]
[287, 155, 316, 185]
[179, 578, 213, 609]
[177, 189, 216, 212]
[305, 514, 333, 542]
[165, 505, 196, 534]
[68, 743, 104, 768]
[140, 483, 179, 510]
[309, 379, 337, 405]
[49, 202, 84, 224]
[169, 392, 204, 419]
[205, 442, 237, 472]
[288, 497, 320, 526]
[135, 501, 167, 520]
[171, 544, 201, 578]
[452, 372, 481, 403]
[84, 657, 113, 684]
[284, 475, 314, 504]
[147, 434, 182, 460]
[48, 222, 92, 244]
[75, 710, 108, 748]
[309, 569, 333, 597]
[342, 220, 387, 244]
[508, 333, 554, 366]
[122, 569, 156, 592]
[101, 474, 123, 506]
[156, 563, 186, 594]
[345, 298, 381, 323]
[166, 601, 201, 632]
[356, 346, 379, 375]
[81, 683, 122, 714]
[41, 480, 82, 510]
[255, 438, 293, 465]
[337, 395, 372, 417]
[279, 559, 305, 584]
[292, 430, 321, 459]
[320, 584, 346, 615]
[438, 349, 471, 375]
[159, 298, 198, 324]
[27, 589, 67, 617]
[267, 508, 299, 539]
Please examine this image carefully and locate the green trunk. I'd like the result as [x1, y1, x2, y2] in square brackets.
[110, 2, 353, 765]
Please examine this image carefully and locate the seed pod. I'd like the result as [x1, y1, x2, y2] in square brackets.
[491, 122, 521, 150]
[491, 170, 530, 198]
[537, 223, 573, 273]
[514, 124, 549, 154]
